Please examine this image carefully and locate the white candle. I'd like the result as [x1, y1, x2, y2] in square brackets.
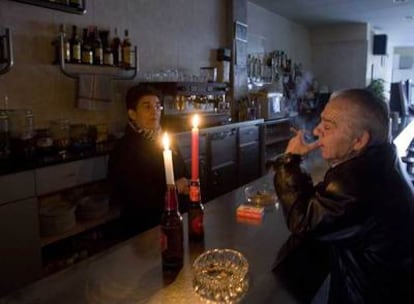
[162, 132, 175, 185]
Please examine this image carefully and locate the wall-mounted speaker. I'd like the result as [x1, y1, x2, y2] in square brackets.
[373, 34, 387, 55]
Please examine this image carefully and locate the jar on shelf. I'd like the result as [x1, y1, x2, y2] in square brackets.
[50, 119, 70, 152]
[69, 123, 94, 154]
[8, 109, 36, 160]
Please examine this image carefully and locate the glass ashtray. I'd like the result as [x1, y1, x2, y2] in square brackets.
[192, 248, 249, 303]
[244, 183, 277, 207]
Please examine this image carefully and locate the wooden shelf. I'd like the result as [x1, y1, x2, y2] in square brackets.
[56, 63, 136, 75]
[40, 205, 120, 247]
[12, 0, 86, 14]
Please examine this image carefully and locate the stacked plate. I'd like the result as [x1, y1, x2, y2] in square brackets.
[39, 202, 76, 236]
[76, 194, 109, 220]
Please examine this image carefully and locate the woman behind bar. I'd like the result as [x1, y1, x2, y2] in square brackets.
[108, 83, 188, 237]
[272, 89, 414, 303]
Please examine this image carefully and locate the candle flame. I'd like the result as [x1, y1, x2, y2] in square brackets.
[162, 132, 170, 150]
[192, 114, 200, 128]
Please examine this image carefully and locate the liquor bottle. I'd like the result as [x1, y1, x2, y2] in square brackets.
[160, 185, 184, 271]
[92, 27, 103, 65]
[52, 24, 70, 64]
[100, 30, 113, 66]
[81, 28, 92, 65]
[61, 24, 71, 63]
[111, 28, 122, 67]
[188, 179, 204, 242]
[121, 29, 132, 69]
[69, 25, 81, 64]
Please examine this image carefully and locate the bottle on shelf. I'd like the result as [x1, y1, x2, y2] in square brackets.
[121, 29, 132, 69]
[160, 185, 184, 271]
[92, 26, 103, 65]
[111, 28, 122, 67]
[100, 30, 113, 66]
[69, 25, 81, 64]
[188, 179, 204, 242]
[52, 24, 70, 64]
[81, 27, 92, 65]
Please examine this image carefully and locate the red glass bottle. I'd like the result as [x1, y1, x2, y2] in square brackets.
[188, 179, 204, 242]
[160, 185, 184, 271]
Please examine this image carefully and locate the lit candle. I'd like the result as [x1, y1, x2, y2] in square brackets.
[191, 114, 200, 180]
[162, 132, 175, 185]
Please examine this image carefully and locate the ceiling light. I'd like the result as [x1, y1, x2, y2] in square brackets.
[393, 0, 408, 3]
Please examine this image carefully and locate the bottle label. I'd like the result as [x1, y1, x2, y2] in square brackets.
[103, 52, 114, 66]
[64, 42, 71, 62]
[73, 45, 81, 61]
[190, 214, 204, 235]
[189, 184, 201, 202]
[122, 47, 131, 67]
[94, 48, 103, 64]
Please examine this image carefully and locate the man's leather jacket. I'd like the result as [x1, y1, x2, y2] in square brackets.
[273, 143, 414, 303]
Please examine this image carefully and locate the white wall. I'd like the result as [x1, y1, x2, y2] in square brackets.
[309, 24, 369, 92]
[247, 2, 311, 70]
[365, 27, 393, 100]
[392, 47, 414, 82]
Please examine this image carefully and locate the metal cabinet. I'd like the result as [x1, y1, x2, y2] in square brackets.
[263, 118, 294, 163]
[175, 120, 264, 201]
[0, 171, 35, 205]
[0, 197, 41, 296]
[0, 171, 41, 296]
[206, 127, 237, 200]
[35, 156, 107, 196]
[238, 125, 261, 185]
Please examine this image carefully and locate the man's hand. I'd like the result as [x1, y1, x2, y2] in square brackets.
[285, 129, 320, 156]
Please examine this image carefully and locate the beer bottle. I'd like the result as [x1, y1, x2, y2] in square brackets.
[160, 185, 184, 271]
[188, 179, 204, 242]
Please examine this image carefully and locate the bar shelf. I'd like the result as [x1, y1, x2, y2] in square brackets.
[12, 0, 86, 15]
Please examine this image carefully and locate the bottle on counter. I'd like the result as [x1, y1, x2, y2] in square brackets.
[111, 28, 122, 67]
[160, 185, 184, 271]
[70, 25, 81, 64]
[121, 29, 132, 69]
[188, 179, 204, 242]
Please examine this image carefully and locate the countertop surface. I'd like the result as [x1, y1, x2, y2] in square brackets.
[0, 174, 299, 304]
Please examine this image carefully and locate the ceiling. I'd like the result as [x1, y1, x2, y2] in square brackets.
[249, 0, 414, 47]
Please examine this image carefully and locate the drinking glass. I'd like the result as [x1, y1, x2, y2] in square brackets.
[244, 183, 277, 207]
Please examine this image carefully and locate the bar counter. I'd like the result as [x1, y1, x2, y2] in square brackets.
[0, 174, 299, 304]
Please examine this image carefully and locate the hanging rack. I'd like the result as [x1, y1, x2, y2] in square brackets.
[0, 28, 14, 75]
[58, 32, 138, 80]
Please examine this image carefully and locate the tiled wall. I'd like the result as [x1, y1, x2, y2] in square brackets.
[0, 0, 228, 133]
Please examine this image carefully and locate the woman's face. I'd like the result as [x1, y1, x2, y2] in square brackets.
[313, 98, 364, 164]
[128, 95, 162, 130]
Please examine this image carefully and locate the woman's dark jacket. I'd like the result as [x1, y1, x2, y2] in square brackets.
[273, 143, 414, 303]
[108, 125, 187, 236]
